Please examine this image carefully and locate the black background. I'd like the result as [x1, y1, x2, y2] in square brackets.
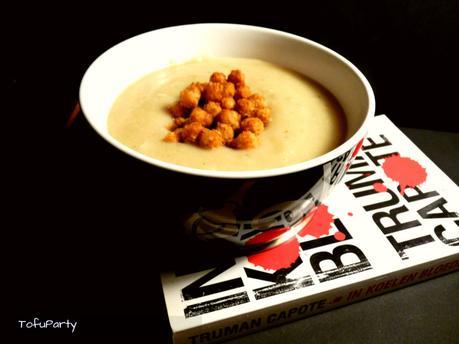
[6, 0, 459, 341]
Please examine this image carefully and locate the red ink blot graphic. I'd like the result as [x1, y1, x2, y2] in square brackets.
[245, 227, 289, 246]
[247, 237, 300, 271]
[247, 205, 335, 271]
[382, 156, 427, 195]
[334, 231, 346, 241]
[347, 212, 353, 216]
[351, 138, 365, 158]
[247, 204, 336, 271]
[299, 205, 334, 238]
[373, 182, 388, 192]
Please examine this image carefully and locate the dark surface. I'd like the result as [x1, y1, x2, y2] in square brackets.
[6, 1, 459, 341]
[400, 128, 459, 183]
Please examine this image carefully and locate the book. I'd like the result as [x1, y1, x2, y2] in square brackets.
[160, 115, 459, 344]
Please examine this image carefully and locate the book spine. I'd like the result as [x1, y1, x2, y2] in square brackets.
[174, 254, 459, 344]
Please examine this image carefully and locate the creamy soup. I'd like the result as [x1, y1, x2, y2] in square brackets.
[108, 57, 346, 171]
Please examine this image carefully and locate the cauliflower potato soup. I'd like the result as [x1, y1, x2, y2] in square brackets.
[108, 57, 346, 171]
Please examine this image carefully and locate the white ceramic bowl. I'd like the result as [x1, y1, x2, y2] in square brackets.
[80, 23, 374, 179]
[79, 24, 375, 248]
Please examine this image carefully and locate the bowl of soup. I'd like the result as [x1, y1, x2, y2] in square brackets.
[80, 24, 375, 249]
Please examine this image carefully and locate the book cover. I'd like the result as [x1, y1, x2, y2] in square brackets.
[160, 115, 459, 344]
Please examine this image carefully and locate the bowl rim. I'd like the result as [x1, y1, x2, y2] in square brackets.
[80, 23, 375, 179]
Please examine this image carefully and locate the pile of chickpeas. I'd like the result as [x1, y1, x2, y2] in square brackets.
[163, 70, 271, 149]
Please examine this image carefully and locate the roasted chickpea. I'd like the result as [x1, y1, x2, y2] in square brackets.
[210, 72, 226, 83]
[163, 131, 179, 142]
[168, 118, 185, 131]
[235, 84, 251, 99]
[248, 93, 266, 108]
[228, 70, 245, 85]
[189, 107, 213, 127]
[236, 98, 256, 116]
[221, 97, 236, 110]
[216, 123, 234, 143]
[198, 128, 224, 148]
[217, 109, 240, 130]
[182, 122, 204, 143]
[168, 102, 187, 118]
[231, 131, 258, 149]
[163, 128, 183, 142]
[254, 107, 272, 125]
[174, 117, 187, 128]
[179, 84, 201, 108]
[223, 82, 236, 98]
[203, 101, 222, 117]
[241, 117, 264, 135]
[204, 82, 225, 102]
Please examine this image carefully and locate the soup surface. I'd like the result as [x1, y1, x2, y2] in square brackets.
[108, 57, 346, 171]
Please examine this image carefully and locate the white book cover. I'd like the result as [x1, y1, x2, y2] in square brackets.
[161, 115, 459, 344]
